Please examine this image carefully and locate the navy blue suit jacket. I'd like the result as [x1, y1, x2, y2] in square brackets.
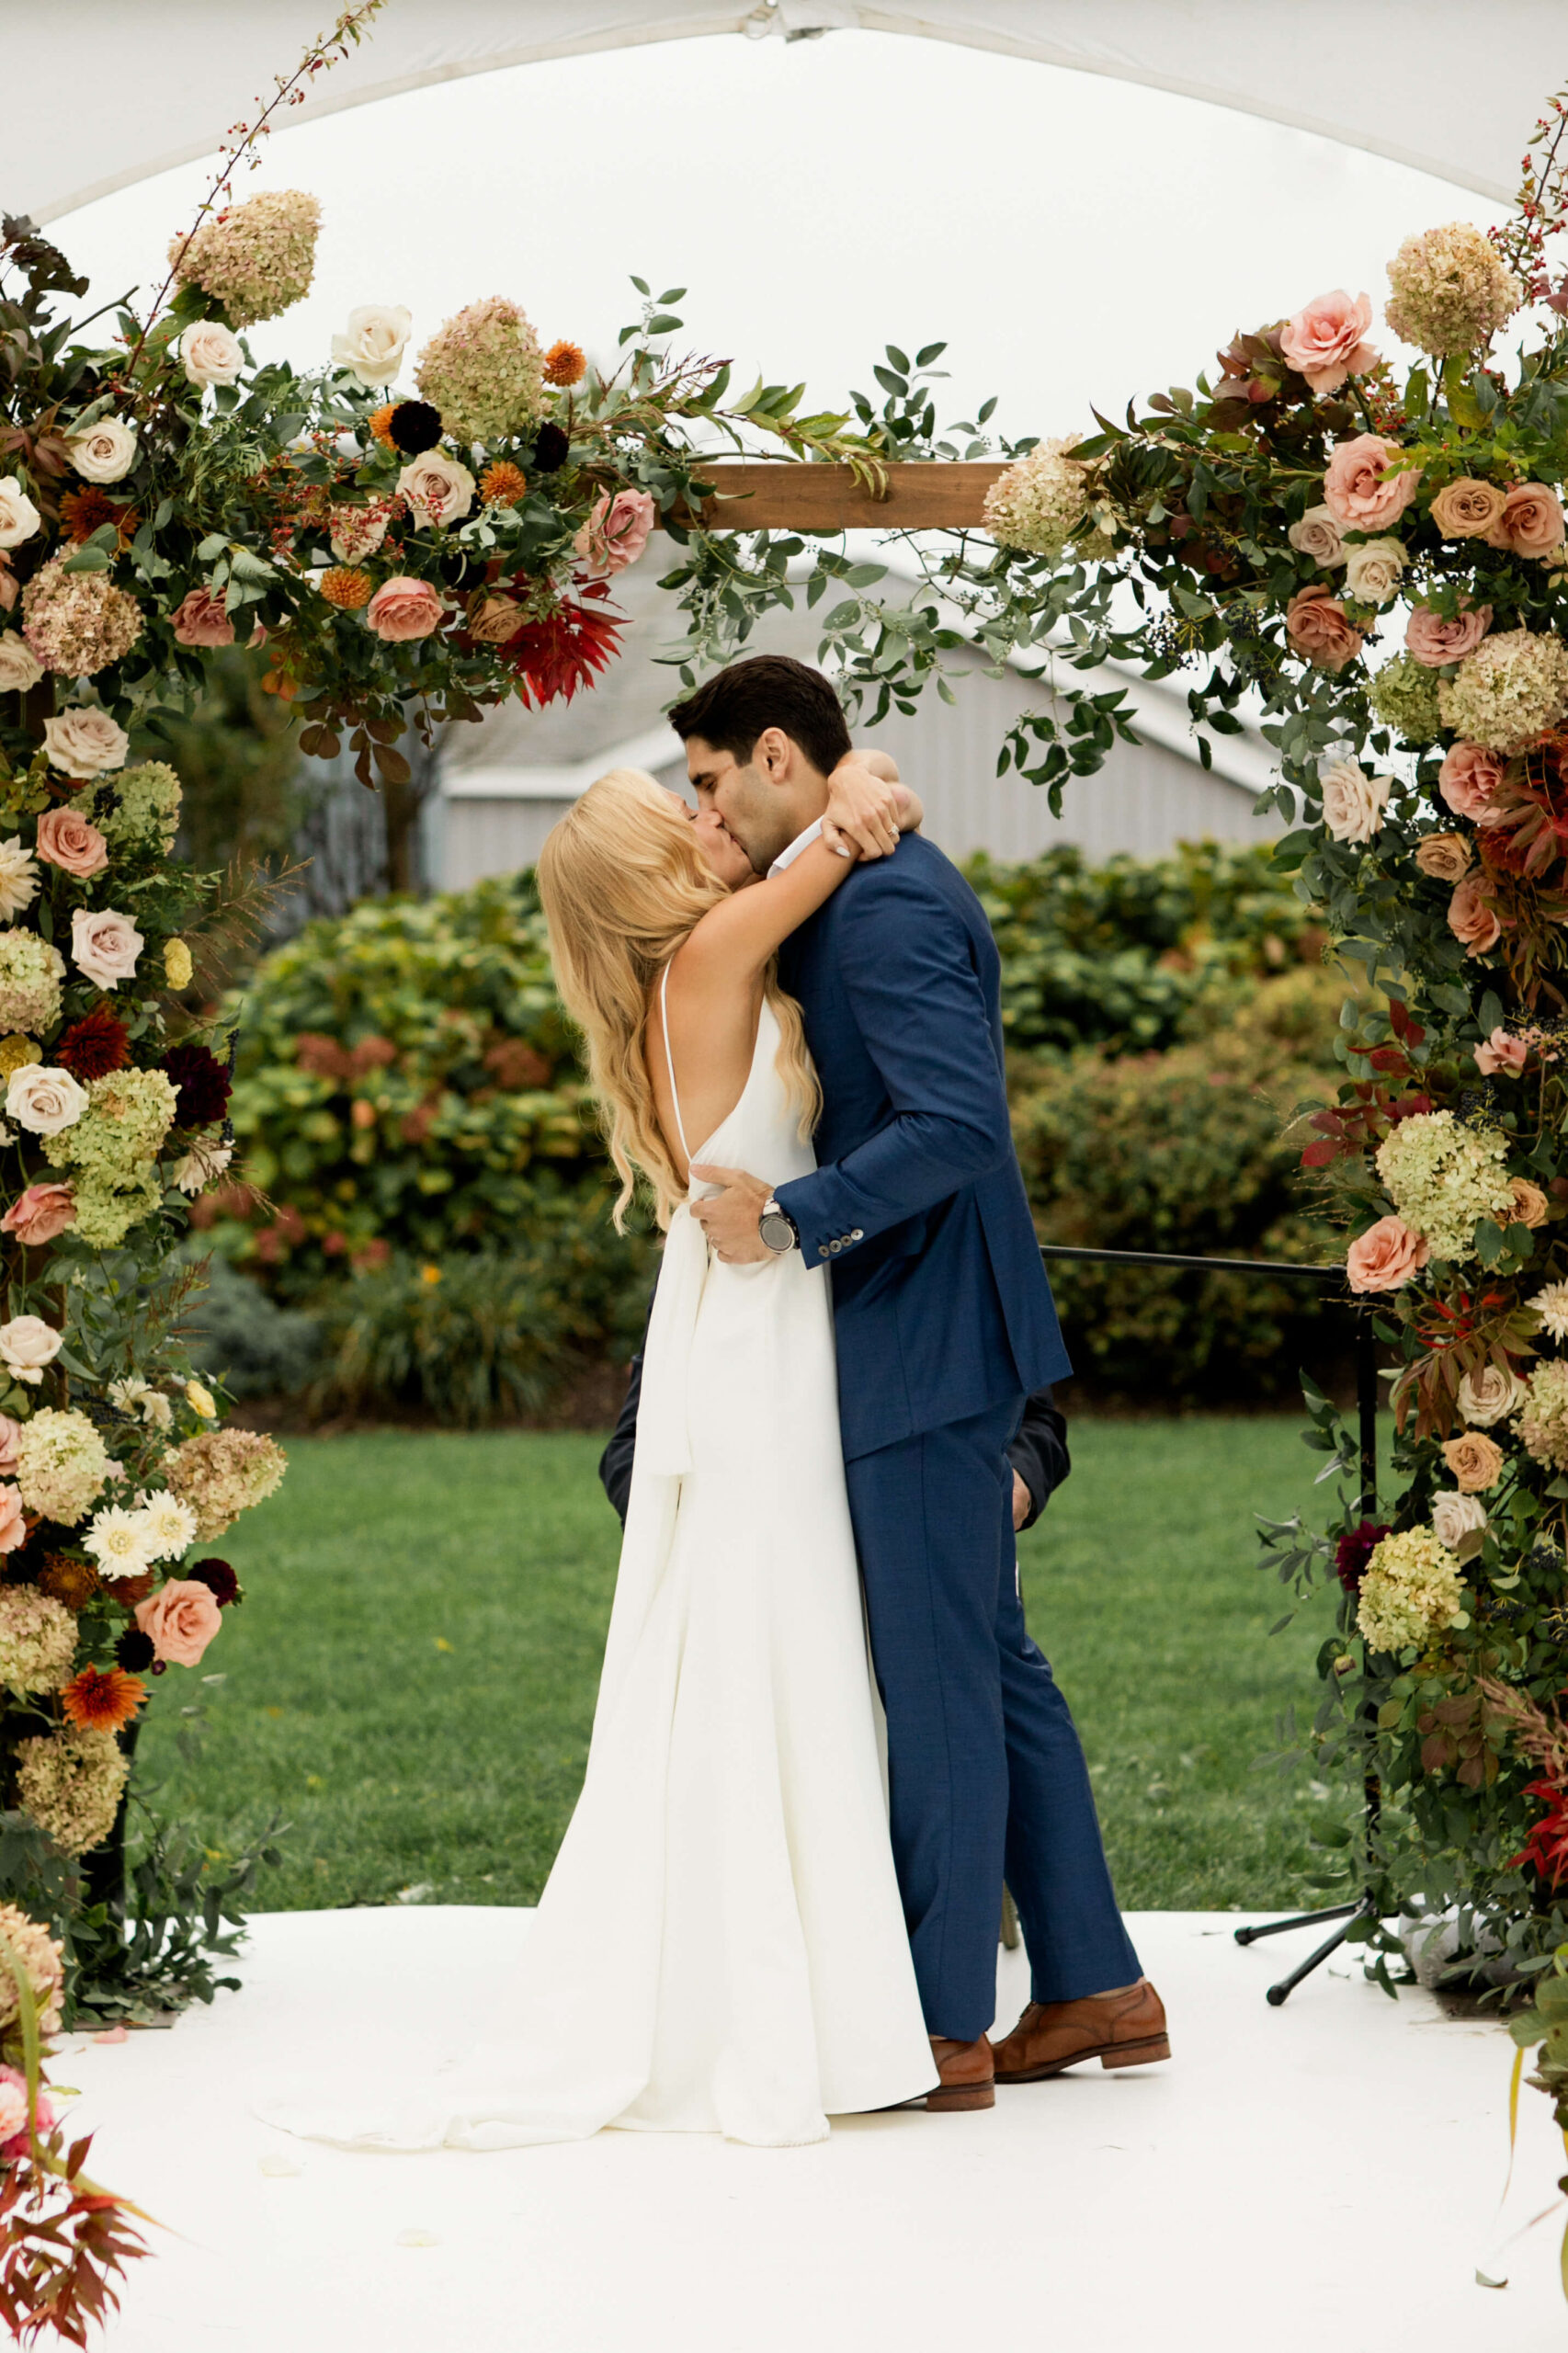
[774, 833, 1071, 1461]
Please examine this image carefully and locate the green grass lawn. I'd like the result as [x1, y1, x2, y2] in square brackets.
[135, 1416, 1361, 1915]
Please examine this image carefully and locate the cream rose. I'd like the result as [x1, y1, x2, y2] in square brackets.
[0, 1316, 62, 1385]
[1343, 536, 1406, 606]
[70, 907, 143, 990]
[396, 452, 475, 527]
[332, 303, 412, 389]
[1346, 1215, 1429, 1293]
[1457, 1361, 1528, 1426]
[41, 708, 128, 779]
[1286, 505, 1346, 568]
[0, 634, 41, 695]
[1429, 478, 1506, 540]
[1414, 832, 1471, 881]
[64, 419, 138, 485]
[6, 1065, 85, 1137]
[0, 478, 41, 551]
[179, 323, 244, 390]
[1319, 756, 1391, 843]
[1431, 1491, 1488, 1556]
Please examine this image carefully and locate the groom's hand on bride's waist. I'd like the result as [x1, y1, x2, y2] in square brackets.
[689, 1165, 775, 1263]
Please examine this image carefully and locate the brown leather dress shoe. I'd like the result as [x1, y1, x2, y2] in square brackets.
[993, 1979, 1171, 2082]
[926, 2032, 994, 2111]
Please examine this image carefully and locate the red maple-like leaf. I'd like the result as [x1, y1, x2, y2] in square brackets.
[504, 580, 627, 710]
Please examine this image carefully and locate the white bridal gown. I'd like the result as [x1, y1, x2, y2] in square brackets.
[268, 994, 935, 2151]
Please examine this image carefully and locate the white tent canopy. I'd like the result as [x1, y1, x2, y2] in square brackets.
[9, 0, 1563, 224]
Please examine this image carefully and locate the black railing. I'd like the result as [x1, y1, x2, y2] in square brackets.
[1038, 1241, 1378, 2003]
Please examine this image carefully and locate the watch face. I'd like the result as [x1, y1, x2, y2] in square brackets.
[759, 1211, 794, 1254]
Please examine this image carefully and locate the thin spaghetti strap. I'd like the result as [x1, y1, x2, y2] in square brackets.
[658, 961, 693, 1170]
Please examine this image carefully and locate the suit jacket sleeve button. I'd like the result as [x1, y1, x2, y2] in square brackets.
[817, 1245, 829, 1259]
[850, 1229, 863, 1241]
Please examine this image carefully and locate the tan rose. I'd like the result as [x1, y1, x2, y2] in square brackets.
[468, 594, 525, 645]
[1287, 585, 1363, 672]
[1447, 873, 1501, 956]
[1415, 832, 1471, 881]
[1507, 1177, 1550, 1228]
[1429, 478, 1507, 539]
[1457, 1362, 1528, 1426]
[1287, 505, 1346, 568]
[1441, 1430, 1506, 1492]
[1484, 482, 1566, 561]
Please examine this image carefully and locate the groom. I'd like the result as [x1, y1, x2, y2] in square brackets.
[670, 655, 1168, 2108]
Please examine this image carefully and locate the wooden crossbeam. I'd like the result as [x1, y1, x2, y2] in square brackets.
[671, 460, 1005, 532]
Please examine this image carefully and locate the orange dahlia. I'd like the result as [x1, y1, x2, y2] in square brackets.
[59, 487, 141, 550]
[368, 402, 399, 449]
[543, 340, 586, 389]
[480, 460, 528, 508]
[320, 566, 374, 610]
[61, 1664, 146, 1733]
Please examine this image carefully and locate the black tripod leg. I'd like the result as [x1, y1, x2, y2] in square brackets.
[1234, 1901, 1359, 1948]
[1265, 1903, 1372, 2006]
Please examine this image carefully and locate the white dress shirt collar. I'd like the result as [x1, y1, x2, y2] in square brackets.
[767, 817, 823, 879]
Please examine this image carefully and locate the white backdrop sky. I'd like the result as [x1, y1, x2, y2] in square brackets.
[51, 29, 1506, 444]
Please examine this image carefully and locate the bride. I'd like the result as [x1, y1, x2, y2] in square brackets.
[270, 752, 939, 2152]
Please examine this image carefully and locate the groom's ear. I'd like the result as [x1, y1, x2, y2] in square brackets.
[753, 726, 794, 785]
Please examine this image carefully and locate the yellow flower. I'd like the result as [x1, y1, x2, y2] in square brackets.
[0, 1035, 40, 1080]
[164, 938, 193, 990]
[185, 1379, 217, 1420]
[419, 1263, 442, 1286]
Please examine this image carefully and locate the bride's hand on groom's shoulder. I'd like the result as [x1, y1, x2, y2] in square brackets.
[822, 758, 903, 862]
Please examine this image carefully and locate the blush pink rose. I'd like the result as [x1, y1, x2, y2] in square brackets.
[170, 587, 235, 649]
[134, 1577, 223, 1667]
[0, 1484, 28, 1553]
[71, 905, 142, 990]
[1285, 585, 1363, 672]
[0, 1418, 21, 1477]
[1448, 873, 1502, 955]
[1, 1183, 75, 1246]
[366, 576, 444, 642]
[1279, 290, 1377, 393]
[1405, 601, 1493, 667]
[1322, 433, 1423, 531]
[574, 489, 657, 577]
[1475, 1026, 1529, 1076]
[1346, 1215, 1430, 1294]
[35, 805, 108, 879]
[1438, 739, 1508, 819]
[1484, 482, 1566, 561]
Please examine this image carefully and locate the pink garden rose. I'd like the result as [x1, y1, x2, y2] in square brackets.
[1448, 872, 1502, 955]
[170, 587, 235, 649]
[0, 1418, 22, 1477]
[1322, 433, 1422, 531]
[574, 489, 656, 577]
[0, 1484, 28, 1553]
[1484, 482, 1566, 561]
[1285, 585, 1363, 672]
[1475, 1026, 1530, 1076]
[1405, 601, 1493, 667]
[71, 906, 142, 990]
[366, 576, 444, 642]
[134, 1577, 223, 1667]
[35, 805, 108, 880]
[1, 1183, 75, 1246]
[1438, 739, 1508, 819]
[1346, 1215, 1430, 1294]
[1279, 290, 1377, 393]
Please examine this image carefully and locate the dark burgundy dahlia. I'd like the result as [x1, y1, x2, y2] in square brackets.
[161, 1044, 232, 1130]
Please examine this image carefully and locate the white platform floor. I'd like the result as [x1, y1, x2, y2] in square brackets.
[49, 1906, 1568, 2352]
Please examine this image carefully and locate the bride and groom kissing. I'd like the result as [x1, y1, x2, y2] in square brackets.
[274, 653, 1167, 2154]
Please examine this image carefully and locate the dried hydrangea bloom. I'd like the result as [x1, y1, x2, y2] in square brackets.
[168, 189, 321, 326]
[14, 1407, 113, 1528]
[94, 760, 182, 853]
[1356, 1529, 1468, 1653]
[1520, 1359, 1568, 1472]
[983, 438, 1093, 561]
[1437, 628, 1568, 754]
[0, 1904, 64, 2034]
[20, 554, 142, 676]
[0, 1586, 78, 1695]
[1368, 652, 1443, 745]
[163, 1427, 286, 1540]
[15, 1724, 129, 1856]
[1374, 1108, 1514, 1263]
[414, 296, 548, 443]
[1384, 222, 1521, 355]
[42, 1066, 178, 1247]
[0, 933, 64, 1037]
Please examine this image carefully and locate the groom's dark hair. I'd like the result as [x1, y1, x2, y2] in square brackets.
[668, 655, 851, 779]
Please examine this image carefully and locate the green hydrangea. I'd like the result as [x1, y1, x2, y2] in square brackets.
[1438, 629, 1568, 755]
[1358, 1528, 1469, 1653]
[1374, 1108, 1514, 1262]
[1369, 653, 1444, 746]
[414, 297, 547, 443]
[0, 930, 63, 1036]
[14, 1406, 112, 1527]
[95, 761, 181, 853]
[43, 1066, 177, 1247]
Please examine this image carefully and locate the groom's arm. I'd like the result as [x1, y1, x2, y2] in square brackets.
[772, 858, 1014, 1261]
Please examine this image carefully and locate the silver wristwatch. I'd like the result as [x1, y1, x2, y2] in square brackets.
[758, 1196, 798, 1256]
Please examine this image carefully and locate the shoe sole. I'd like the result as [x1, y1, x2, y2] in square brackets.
[995, 2033, 1172, 2083]
[924, 2081, 995, 2111]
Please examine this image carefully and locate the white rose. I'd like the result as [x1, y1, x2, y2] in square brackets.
[0, 1314, 62, 1385]
[332, 303, 412, 389]
[1343, 536, 1406, 607]
[71, 906, 143, 990]
[179, 323, 244, 390]
[1430, 1491, 1488, 1559]
[0, 477, 41, 552]
[6, 1064, 86, 1137]
[1287, 505, 1346, 568]
[64, 418, 138, 485]
[1457, 1362, 1528, 1427]
[397, 452, 475, 528]
[41, 708, 128, 779]
[1319, 756, 1392, 845]
[0, 633, 42, 694]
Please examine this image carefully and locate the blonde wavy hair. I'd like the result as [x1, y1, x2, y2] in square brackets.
[537, 767, 820, 1229]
